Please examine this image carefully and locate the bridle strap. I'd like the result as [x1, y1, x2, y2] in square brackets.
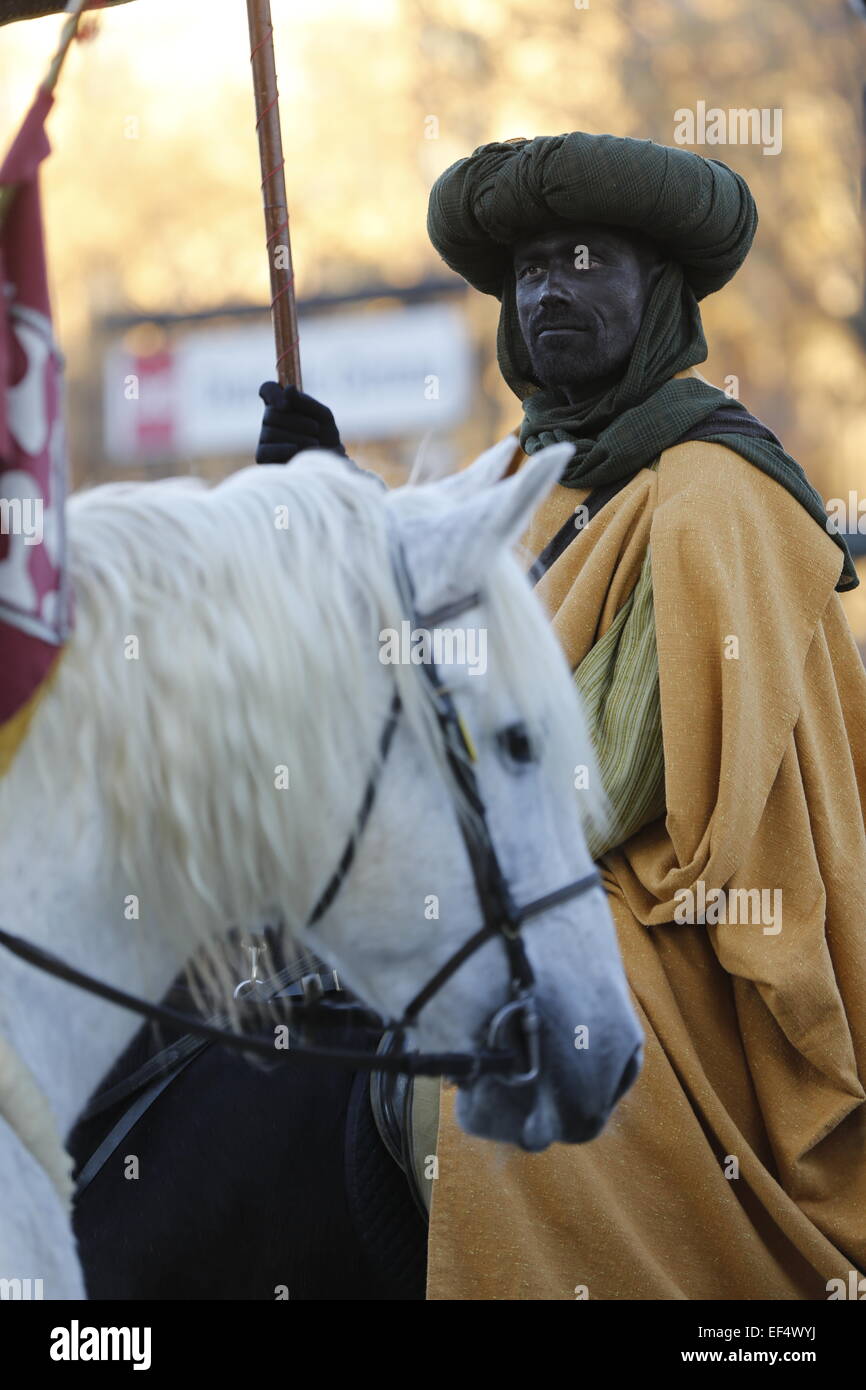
[76, 956, 343, 1124]
[415, 591, 482, 628]
[514, 871, 602, 925]
[399, 870, 601, 1024]
[401, 921, 496, 1024]
[306, 690, 403, 928]
[376, 550, 602, 1048]
[75, 1051, 201, 1200]
[0, 923, 512, 1078]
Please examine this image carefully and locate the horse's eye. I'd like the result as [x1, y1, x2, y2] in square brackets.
[496, 722, 537, 765]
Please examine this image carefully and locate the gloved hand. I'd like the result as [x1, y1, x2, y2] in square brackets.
[256, 382, 347, 465]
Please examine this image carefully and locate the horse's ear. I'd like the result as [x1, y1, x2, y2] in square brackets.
[389, 441, 572, 616]
[468, 441, 574, 553]
[429, 435, 521, 499]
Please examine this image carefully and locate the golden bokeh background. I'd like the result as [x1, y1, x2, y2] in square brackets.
[3, 0, 866, 633]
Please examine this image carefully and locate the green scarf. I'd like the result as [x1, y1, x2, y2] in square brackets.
[501, 262, 857, 592]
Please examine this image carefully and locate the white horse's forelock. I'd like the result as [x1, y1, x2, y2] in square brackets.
[5, 453, 607, 1007]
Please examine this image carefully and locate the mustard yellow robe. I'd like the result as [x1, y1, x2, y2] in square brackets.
[426, 420, 866, 1300]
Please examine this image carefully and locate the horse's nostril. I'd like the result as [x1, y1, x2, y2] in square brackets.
[613, 1046, 641, 1103]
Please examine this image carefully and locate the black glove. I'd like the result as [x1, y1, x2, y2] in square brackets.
[256, 382, 347, 465]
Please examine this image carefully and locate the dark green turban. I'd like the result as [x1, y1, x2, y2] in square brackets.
[427, 131, 856, 591]
[427, 132, 756, 303]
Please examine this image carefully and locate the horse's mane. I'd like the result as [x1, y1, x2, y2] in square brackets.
[6, 454, 606, 1000]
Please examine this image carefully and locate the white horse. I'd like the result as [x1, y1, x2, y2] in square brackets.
[0, 436, 642, 1299]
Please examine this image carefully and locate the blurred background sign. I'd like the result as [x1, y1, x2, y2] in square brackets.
[102, 292, 475, 465]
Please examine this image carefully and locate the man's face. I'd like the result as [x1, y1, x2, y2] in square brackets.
[513, 223, 663, 393]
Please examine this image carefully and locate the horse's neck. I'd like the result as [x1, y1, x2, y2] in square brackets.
[0, 792, 180, 1143]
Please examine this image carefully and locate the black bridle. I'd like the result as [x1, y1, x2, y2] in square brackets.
[0, 550, 601, 1086]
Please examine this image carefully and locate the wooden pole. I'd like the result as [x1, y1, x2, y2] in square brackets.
[0, 0, 89, 230]
[246, 0, 301, 389]
[43, 0, 91, 95]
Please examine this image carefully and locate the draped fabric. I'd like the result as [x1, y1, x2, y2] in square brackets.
[426, 417, 866, 1300]
[575, 540, 665, 858]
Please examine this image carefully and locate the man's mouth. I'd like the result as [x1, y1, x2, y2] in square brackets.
[537, 324, 589, 337]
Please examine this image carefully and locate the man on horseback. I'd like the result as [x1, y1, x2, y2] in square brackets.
[257, 130, 866, 1300]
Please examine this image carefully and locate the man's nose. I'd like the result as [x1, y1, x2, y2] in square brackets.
[538, 263, 576, 306]
[538, 283, 569, 313]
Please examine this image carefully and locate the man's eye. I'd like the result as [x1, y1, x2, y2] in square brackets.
[518, 263, 543, 278]
[496, 721, 538, 765]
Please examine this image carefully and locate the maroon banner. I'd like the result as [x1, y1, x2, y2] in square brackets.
[0, 86, 71, 729]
